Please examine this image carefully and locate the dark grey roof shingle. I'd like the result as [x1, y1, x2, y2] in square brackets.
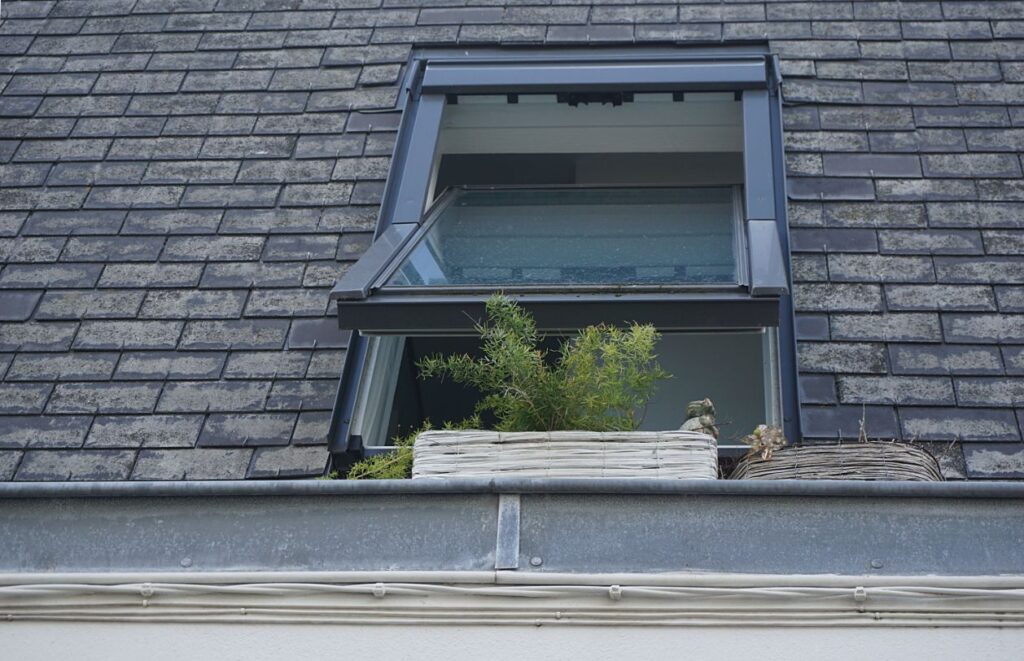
[1, 0, 1022, 480]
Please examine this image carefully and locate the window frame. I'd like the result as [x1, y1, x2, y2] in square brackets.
[329, 46, 800, 459]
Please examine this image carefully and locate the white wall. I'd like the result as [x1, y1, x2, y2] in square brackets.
[6, 621, 1024, 661]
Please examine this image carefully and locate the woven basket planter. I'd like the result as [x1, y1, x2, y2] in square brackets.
[729, 442, 943, 481]
[411, 430, 718, 479]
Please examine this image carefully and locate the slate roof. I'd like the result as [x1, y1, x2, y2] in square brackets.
[0, 0, 1021, 481]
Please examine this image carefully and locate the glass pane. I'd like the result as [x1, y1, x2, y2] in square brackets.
[385, 187, 737, 288]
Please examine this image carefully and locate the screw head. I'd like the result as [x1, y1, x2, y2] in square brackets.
[180, 557, 193, 568]
[530, 556, 543, 567]
[870, 559, 883, 569]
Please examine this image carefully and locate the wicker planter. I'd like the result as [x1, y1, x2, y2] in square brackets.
[729, 442, 943, 481]
[412, 430, 718, 479]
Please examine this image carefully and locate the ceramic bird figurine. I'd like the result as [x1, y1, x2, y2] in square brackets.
[680, 398, 719, 439]
[742, 424, 788, 460]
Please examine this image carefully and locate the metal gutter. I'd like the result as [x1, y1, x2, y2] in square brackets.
[2, 478, 1023, 499]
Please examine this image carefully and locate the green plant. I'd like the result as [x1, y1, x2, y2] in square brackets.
[417, 294, 671, 432]
[346, 422, 431, 480]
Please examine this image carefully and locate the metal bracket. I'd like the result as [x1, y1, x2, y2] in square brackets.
[495, 494, 521, 570]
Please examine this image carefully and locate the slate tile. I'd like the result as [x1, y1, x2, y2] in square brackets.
[36, 94, 130, 117]
[182, 70, 273, 92]
[0, 212, 26, 237]
[123, 209, 222, 234]
[140, 290, 248, 319]
[0, 416, 92, 449]
[943, 314, 1024, 344]
[47, 162, 147, 186]
[16, 449, 136, 481]
[234, 49, 324, 69]
[245, 288, 329, 317]
[162, 116, 256, 137]
[322, 44, 410, 66]
[306, 87, 397, 112]
[935, 257, 1024, 284]
[292, 410, 331, 445]
[113, 33, 202, 53]
[72, 116, 165, 138]
[0, 238, 64, 263]
[147, 52, 238, 70]
[179, 319, 291, 350]
[828, 254, 934, 283]
[456, 24, 546, 44]
[254, 113, 348, 135]
[885, 284, 997, 311]
[1004, 347, 1024, 374]
[164, 12, 251, 31]
[294, 134, 364, 159]
[0, 321, 76, 351]
[94, 71, 184, 94]
[6, 352, 119, 381]
[223, 351, 309, 380]
[73, 320, 183, 350]
[902, 409, 1020, 442]
[98, 263, 203, 288]
[48, 382, 162, 414]
[964, 445, 1024, 479]
[5, 72, 98, 95]
[869, 129, 967, 153]
[222, 209, 321, 235]
[821, 154, 920, 178]
[793, 283, 883, 312]
[199, 31, 287, 50]
[787, 178, 875, 201]
[132, 448, 252, 480]
[142, 161, 241, 185]
[878, 230, 983, 255]
[216, 92, 309, 114]
[86, 414, 204, 448]
[162, 236, 265, 262]
[157, 380, 271, 413]
[269, 68, 359, 92]
[13, 138, 110, 162]
[876, 179, 976, 201]
[127, 94, 218, 116]
[61, 237, 165, 262]
[236, 159, 333, 183]
[247, 445, 328, 478]
[0, 383, 52, 413]
[263, 235, 338, 261]
[996, 287, 1024, 312]
[36, 290, 144, 320]
[0, 264, 103, 288]
[199, 136, 296, 159]
[831, 313, 943, 342]
[916, 107, 1010, 128]
[280, 182, 353, 206]
[955, 378, 1024, 407]
[965, 129, 1024, 152]
[798, 342, 888, 374]
[287, 318, 349, 349]
[790, 228, 878, 254]
[798, 374, 837, 405]
[200, 262, 304, 288]
[0, 292, 42, 321]
[0, 451, 22, 481]
[839, 375, 956, 405]
[800, 405, 900, 440]
[795, 314, 830, 341]
[107, 137, 203, 159]
[198, 413, 296, 447]
[923, 154, 1022, 179]
[181, 184, 280, 208]
[890, 344, 1004, 376]
[822, 202, 926, 228]
[62, 53, 152, 72]
[114, 352, 226, 380]
[927, 202, 1024, 229]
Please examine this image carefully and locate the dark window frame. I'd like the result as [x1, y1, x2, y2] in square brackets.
[329, 46, 800, 460]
